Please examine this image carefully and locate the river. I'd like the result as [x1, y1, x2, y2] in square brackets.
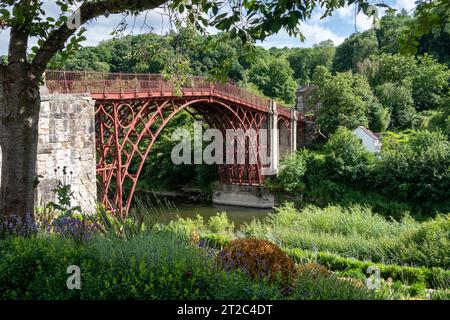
[134, 193, 273, 229]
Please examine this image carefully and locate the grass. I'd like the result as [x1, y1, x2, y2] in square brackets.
[242, 203, 449, 269]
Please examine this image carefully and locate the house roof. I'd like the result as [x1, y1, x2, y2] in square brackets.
[357, 126, 380, 140]
[296, 84, 316, 94]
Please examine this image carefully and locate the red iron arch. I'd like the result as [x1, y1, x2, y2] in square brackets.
[95, 97, 268, 216]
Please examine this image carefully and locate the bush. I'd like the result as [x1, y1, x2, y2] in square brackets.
[324, 127, 375, 182]
[403, 215, 450, 269]
[0, 232, 277, 300]
[160, 214, 205, 238]
[371, 130, 450, 206]
[0, 236, 88, 299]
[217, 238, 297, 285]
[286, 247, 450, 289]
[292, 269, 382, 300]
[277, 150, 308, 193]
[207, 212, 235, 235]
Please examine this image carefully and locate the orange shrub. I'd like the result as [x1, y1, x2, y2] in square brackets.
[216, 238, 297, 285]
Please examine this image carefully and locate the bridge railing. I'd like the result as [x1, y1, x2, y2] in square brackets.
[45, 70, 295, 114]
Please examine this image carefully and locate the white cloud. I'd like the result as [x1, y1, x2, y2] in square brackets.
[301, 22, 346, 46]
[259, 22, 345, 48]
[394, 0, 417, 12]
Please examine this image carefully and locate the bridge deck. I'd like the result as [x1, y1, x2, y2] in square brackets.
[44, 70, 293, 118]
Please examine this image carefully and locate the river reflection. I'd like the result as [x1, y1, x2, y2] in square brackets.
[134, 194, 273, 229]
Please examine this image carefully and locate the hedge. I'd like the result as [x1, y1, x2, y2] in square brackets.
[285, 248, 450, 289]
[199, 234, 449, 289]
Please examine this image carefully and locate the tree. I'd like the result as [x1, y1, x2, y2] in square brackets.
[364, 53, 449, 111]
[400, 0, 450, 65]
[362, 53, 416, 87]
[248, 54, 297, 104]
[324, 127, 374, 182]
[367, 101, 390, 132]
[333, 29, 379, 72]
[310, 65, 332, 87]
[372, 130, 450, 205]
[0, 0, 378, 220]
[375, 82, 416, 129]
[315, 71, 371, 134]
[50, 46, 111, 72]
[411, 54, 450, 110]
[287, 40, 335, 85]
[376, 9, 412, 55]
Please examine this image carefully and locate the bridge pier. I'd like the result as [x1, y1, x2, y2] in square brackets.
[212, 184, 274, 209]
[290, 109, 299, 153]
[267, 100, 279, 175]
[265, 101, 300, 175]
[0, 89, 97, 213]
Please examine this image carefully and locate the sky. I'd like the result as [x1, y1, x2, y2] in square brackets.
[0, 0, 417, 55]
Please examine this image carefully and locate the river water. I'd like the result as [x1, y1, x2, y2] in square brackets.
[136, 194, 273, 228]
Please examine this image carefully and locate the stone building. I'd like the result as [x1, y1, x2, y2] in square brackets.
[295, 84, 320, 148]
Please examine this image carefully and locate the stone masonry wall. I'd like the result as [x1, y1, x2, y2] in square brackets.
[36, 92, 97, 212]
[0, 91, 97, 213]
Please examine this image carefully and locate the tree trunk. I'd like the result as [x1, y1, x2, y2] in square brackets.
[0, 67, 41, 220]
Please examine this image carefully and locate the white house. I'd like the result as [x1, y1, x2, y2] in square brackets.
[353, 126, 382, 153]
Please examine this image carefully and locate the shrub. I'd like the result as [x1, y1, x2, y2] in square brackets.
[217, 238, 297, 285]
[371, 130, 450, 206]
[0, 236, 87, 299]
[286, 247, 450, 289]
[292, 270, 383, 300]
[324, 127, 375, 182]
[52, 216, 100, 244]
[160, 214, 205, 238]
[402, 215, 450, 268]
[200, 233, 232, 249]
[207, 212, 234, 235]
[0, 232, 278, 300]
[277, 150, 308, 193]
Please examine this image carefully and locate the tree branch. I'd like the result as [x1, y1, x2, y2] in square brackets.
[31, 0, 168, 76]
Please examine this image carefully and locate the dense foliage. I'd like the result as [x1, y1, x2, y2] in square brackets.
[277, 128, 450, 215]
[323, 127, 374, 182]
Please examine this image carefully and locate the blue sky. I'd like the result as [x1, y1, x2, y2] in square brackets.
[0, 0, 417, 55]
